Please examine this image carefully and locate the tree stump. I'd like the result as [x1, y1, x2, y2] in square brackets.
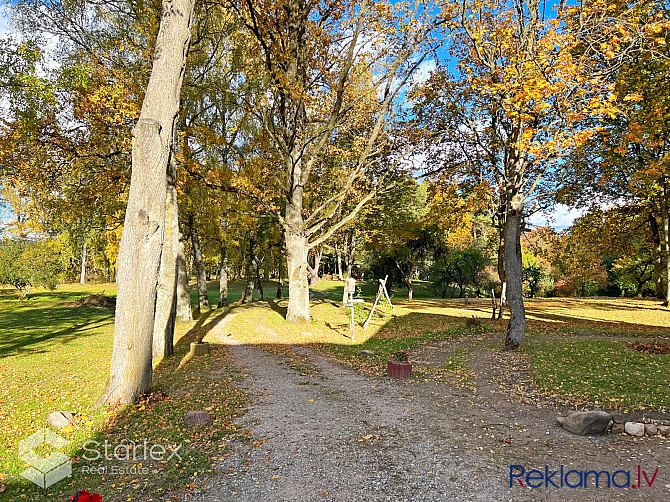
[189, 342, 209, 357]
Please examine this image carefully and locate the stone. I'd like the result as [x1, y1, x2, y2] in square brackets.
[48, 411, 74, 429]
[359, 350, 375, 358]
[644, 424, 658, 436]
[611, 423, 625, 435]
[624, 422, 645, 437]
[184, 411, 212, 426]
[557, 410, 613, 435]
[657, 425, 670, 437]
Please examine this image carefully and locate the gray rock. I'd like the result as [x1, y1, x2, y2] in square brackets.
[611, 423, 625, 435]
[624, 422, 645, 437]
[48, 411, 74, 429]
[644, 424, 658, 436]
[184, 411, 212, 426]
[657, 425, 670, 437]
[557, 410, 613, 435]
[359, 350, 375, 358]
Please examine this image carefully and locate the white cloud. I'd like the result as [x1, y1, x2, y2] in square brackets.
[411, 59, 436, 86]
[528, 204, 586, 230]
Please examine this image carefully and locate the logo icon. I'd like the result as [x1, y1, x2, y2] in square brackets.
[19, 429, 71, 488]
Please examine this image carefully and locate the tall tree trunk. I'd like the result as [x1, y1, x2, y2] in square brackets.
[336, 247, 343, 281]
[285, 172, 310, 322]
[396, 262, 414, 301]
[342, 231, 356, 305]
[497, 224, 506, 320]
[276, 254, 284, 299]
[243, 230, 257, 304]
[256, 257, 264, 301]
[308, 247, 322, 286]
[98, 0, 194, 405]
[649, 211, 665, 299]
[152, 155, 178, 360]
[79, 241, 87, 285]
[662, 183, 670, 306]
[218, 245, 228, 308]
[498, 282, 507, 319]
[176, 233, 192, 321]
[192, 230, 209, 311]
[504, 195, 526, 350]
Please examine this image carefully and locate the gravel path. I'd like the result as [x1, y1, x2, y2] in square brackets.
[191, 307, 670, 502]
[195, 328, 500, 500]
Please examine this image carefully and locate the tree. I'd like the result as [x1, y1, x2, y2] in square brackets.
[364, 178, 431, 300]
[225, 0, 441, 322]
[0, 239, 66, 298]
[431, 246, 487, 298]
[557, 1, 670, 302]
[414, 0, 617, 348]
[613, 255, 653, 297]
[522, 254, 543, 298]
[99, 0, 195, 405]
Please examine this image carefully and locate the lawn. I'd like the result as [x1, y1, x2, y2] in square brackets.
[0, 282, 246, 502]
[223, 280, 670, 408]
[2, 279, 670, 500]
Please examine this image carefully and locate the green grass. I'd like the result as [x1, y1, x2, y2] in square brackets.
[194, 279, 279, 308]
[0, 282, 247, 502]
[3, 279, 670, 499]
[525, 340, 670, 412]
[312, 278, 440, 302]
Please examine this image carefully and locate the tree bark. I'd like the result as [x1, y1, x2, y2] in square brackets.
[98, 0, 194, 405]
[276, 254, 284, 299]
[286, 229, 310, 321]
[342, 231, 356, 305]
[285, 158, 311, 321]
[504, 195, 526, 350]
[192, 229, 209, 311]
[256, 257, 264, 301]
[649, 211, 665, 299]
[152, 154, 178, 360]
[176, 233, 192, 321]
[218, 245, 228, 308]
[243, 230, 257, 304]
[308, 246, 322, 286]
[395, 262, 414, 301]
[79, 241, 87, 285]
[497, 224, 506, 320]
[661, 182, 670, 306]
[336, 247, 343, 281]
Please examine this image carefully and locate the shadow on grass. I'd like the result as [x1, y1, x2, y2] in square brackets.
[0, 304, 114, 357]
[3, 313, 246, 502]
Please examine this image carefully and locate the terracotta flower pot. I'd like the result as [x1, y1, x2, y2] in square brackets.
[387, 360, 412, 378]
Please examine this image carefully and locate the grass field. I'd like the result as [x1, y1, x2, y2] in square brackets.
[0, 282, 247, 502]
[1, 279, 669, 500]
